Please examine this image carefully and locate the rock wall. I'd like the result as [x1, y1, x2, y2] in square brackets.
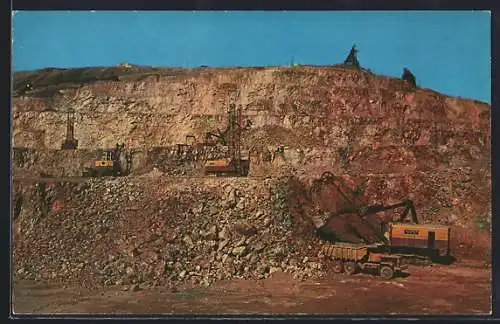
[12, 66, 490, 151]
[11, 66, 492, 287]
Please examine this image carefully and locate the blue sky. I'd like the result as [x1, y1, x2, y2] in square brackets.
[12, 11, 491, 103]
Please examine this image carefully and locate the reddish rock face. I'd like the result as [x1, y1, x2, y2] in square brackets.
[12, 66, 489, 149]
[11, 66, 490, 224]
[10, 66, 491, 287]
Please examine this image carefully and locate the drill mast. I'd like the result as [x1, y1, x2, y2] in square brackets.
[61, 108, 78, 150]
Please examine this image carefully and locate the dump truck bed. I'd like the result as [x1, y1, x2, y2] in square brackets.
[321, 242, 382, 262]
[321, 242, 409, 279]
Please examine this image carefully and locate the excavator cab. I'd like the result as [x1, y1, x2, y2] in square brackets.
[104, 151, 114, 160]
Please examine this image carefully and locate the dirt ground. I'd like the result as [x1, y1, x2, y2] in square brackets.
[12, 259, 491, 316]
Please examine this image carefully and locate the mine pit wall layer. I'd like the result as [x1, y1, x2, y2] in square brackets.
[12, 67, 490, 150]
[12, 145, 491, 229]
[11, 66, 492, 286]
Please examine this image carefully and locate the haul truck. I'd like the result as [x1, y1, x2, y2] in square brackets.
[321, 242, 408, 280]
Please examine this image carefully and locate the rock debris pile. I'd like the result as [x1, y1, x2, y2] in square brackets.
[13, 176, 329, 290]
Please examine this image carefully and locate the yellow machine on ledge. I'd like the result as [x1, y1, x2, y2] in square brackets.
[83, 144, 132, 177]
[204, 158, 250, 177]
[94, 151, 115, 169]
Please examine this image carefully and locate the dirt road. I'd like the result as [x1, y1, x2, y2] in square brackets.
[12, 260, 491, 316]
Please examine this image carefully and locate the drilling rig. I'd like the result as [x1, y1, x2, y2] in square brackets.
[61, 108, 78, 150]
[203, 103, 250, 177]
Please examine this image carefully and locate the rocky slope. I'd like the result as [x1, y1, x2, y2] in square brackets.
[11, 173, 490, 290]
[11, 65, 492, 288]
[12, 176, 330, 288]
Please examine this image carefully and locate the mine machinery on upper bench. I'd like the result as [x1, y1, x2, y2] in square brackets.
[82, 143, 132, 177]
[343, 44, 361, 69]
[61, 108, 78, 150]
[203, 103, 251, 177]
[310, 171, 452, 263]
[402, 68, 417, 88]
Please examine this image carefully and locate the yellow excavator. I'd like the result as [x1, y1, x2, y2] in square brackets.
[83, 144, 132, 177]
[311, 171, 452, 263]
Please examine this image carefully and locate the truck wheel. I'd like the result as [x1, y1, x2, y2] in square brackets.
[333, 260, 343, 273]
[344, 261, 357, 275]
[380, 266, 394, 280]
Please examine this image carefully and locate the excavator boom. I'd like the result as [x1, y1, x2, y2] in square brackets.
[362, 200, 419, 224]
[310, 172, 420, 246]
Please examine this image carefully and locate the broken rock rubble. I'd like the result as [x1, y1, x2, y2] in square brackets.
[12, 177, 329, 290]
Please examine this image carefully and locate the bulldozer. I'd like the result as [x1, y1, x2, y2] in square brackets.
[83, 143, 132, 177]
[310, 171, 452, 263]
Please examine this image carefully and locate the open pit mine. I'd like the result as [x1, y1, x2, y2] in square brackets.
[11, 65, 492, 315]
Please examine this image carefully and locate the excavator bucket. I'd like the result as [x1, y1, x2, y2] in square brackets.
[310, 171, 390, 245]
[318, 212, 386, 245]
[317, 215, 365, 244]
